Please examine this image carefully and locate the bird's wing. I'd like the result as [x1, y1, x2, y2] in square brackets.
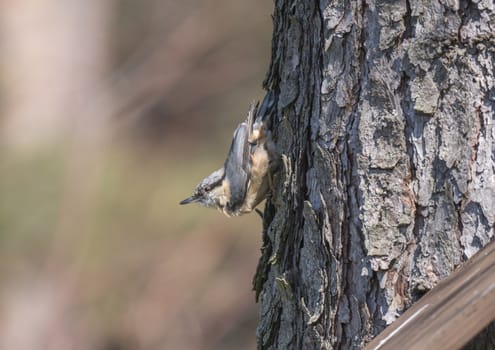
[224, 120, 250, 212]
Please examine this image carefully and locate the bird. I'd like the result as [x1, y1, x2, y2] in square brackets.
[180, 92, 278, 217]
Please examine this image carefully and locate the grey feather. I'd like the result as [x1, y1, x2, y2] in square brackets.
[224, 122, 250, 212]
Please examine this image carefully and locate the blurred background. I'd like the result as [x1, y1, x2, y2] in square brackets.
[0, 1, 272, 349]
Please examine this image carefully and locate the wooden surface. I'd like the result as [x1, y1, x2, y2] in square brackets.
[365, 240, 495, 350]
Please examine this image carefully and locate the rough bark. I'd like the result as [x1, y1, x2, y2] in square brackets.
[254, 0, 495, 349]
[364, 240, 495, 350]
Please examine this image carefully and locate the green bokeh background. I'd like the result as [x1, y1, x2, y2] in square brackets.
[0, 1, 272, 349]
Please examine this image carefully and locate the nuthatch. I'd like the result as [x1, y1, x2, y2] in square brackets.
[180, 92, 278, 217]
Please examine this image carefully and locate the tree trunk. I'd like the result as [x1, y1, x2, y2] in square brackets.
[254, 0, 495, 349]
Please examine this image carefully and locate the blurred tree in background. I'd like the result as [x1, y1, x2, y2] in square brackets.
[0, 1, 272, 349]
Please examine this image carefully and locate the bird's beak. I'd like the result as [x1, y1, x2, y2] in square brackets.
[180, 195, 198, 205]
